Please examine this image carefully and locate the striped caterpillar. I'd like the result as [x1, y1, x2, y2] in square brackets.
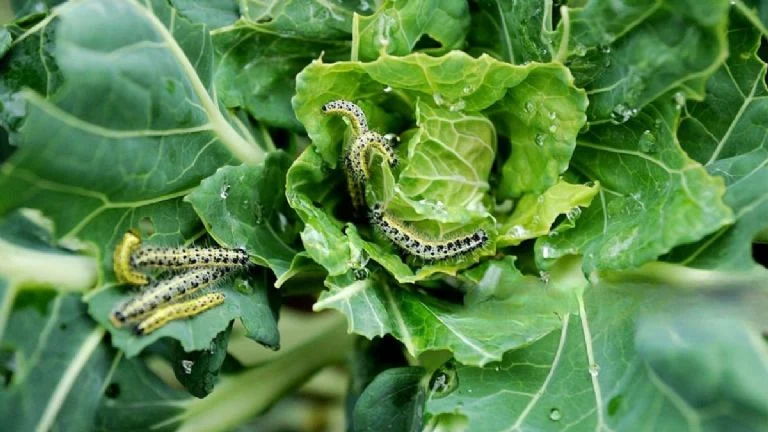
[112, 231, 249, 285]
[133, 292, 226, 336]
[369, 204, 489, 263]
[322, 100, 397, 211]
[110, 267, 230, 328]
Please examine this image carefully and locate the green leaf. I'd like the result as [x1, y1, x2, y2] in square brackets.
[491, 64, 588, 198]
[497, 180, 599, 247]
[560, 0, 730, 121]
[537, 99, 733, 272]
[466, 0, 553, 64]
[0, 0, 263, 290]
[10, 0, 64, 19]
[210, 0, 365, 129]
[356, 0, 469, 61]
[353, 367, 427, 432]
[289, 51, 587, 280]
[426, 276, 768, 431]
[314, 265, 575, 366]
[87, 269, 279, 357]
[185, 152, 300, 280]
[666, 12, 768, 271]
[172, 321, 233, 398]
[170, 0, 239, 29]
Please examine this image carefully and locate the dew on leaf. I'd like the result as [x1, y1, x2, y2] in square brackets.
[449, 99, 466, 112]
[463, 85, 474, 94]
[566, 207, 582, 222]
[539, 271, 550, 284]
[673, 91, 686, 108]
[600, 45, 611, 54]
[548, 111, 557, 120]
[524, 101, 535, 113]
[574, 44, 587, 56]
[610, 104, 637, 124]
[220, 184, 230, 199]
[638, 130, 657, 153]
[549, 408, 562, 421]
[428, 362, 459, 398]
[383, 85, 393, 93]
[540, 245, 556, 258]
[433, 92, 444, 106]
[589, 363, 600, 377]
[181, 360, 194, 375]
[548, 124, 558, 133]
[535, 134, 545, 147]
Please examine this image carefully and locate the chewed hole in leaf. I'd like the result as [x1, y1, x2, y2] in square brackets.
[138, 217, 155, 237]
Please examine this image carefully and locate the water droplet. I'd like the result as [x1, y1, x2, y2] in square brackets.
[181, 360, 194, 375]
[524, 101, 535, 113]
[673, 91, 686, 108]
[449, 99, 466, 112]
[548, 230, 559, 238]
[638, 130, 657, 153]
[574, 44, 587, 56]
[253, 204, 264, 225]
[610, 103, 637, 124]
[353, 267, 369, 280]
[539, 271, 550, 284]
[219, 184, 230, 199]
[548, 111, 557, 120]
[535, 134, 545, 146]
[566, 207, 582, 222]
[600, 45, 611, 54]
[549, 408, 562, 421]
[433, 92, 444, 106]
[383, 85, 393, 93]
[510, 225, 528, 238]
[428, 362, 459, 398]
[548, 124, 558, 133]
[463, 85, 474, 95]
[589, 363, 600, 377]
[540, 245, 556, 258]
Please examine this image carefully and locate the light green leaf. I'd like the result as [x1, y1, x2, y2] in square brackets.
[426, 276, 768, 431]
[356, 0, 469, 61]
[537, 99, 733, 272]
[489, 64, 588, 198]
[314, 267, 575, 366]
[185, 152, 300, 280]
[170, 0, 239, 29]
[667, 12, 768, 271]
[559, 0, 730, 121]
[498, 180, 599, 247]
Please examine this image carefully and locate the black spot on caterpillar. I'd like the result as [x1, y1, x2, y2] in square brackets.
[369, 204, 489, 263]
[322, 99, 368, 136]
[132, 292, 226, 336]
[110, 267, 230, 328]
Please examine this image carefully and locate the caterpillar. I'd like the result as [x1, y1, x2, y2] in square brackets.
[133, 292, 226, 336]
[369, 204, 489, 263]
[110, 267, 230, 328]
[113, 231, 149, 286]
[321, 99, 398, 212]
[131, 246, 250, 270]
[345, 131, 398, 184]
[322, 99, 368, 136]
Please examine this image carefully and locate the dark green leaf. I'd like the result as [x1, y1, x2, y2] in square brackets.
[353, 367, 427, 432]
[173, 321, 233, 398]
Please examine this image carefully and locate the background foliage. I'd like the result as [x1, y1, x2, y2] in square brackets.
[0, 1, 767, 431]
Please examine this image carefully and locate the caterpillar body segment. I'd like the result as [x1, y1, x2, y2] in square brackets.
[322, 100, 368, 136]
[369, 204, 489, 263]
[133, 292, 226, 336]
[346, 131, 398, 183]
[113, 230, 149, 285]
[131, 246, 250, 271]
[110, 267, 230, 328]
